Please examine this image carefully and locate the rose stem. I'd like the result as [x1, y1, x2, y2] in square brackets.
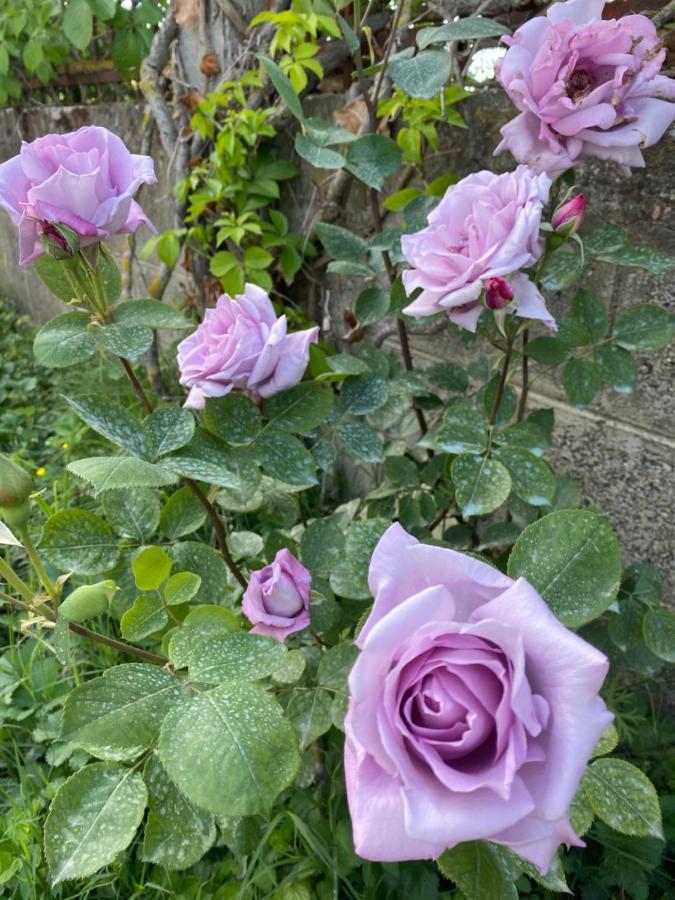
[488, 338, 514, 429]
[0, 557, 35, 603]
[0, 590, 168, 666]
[517, 327, 529, 421]
[116, 356, 248, 590]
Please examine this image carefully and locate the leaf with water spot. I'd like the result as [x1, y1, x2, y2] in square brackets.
[187, 633, 286, 685]
[451, 454, 511, 518]
[583, 759, 663, 838]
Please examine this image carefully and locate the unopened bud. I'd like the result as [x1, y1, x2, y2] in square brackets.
[551, 194, 586, 236]
[485, 276, 514, 310]
[0, 454, 32, 509]
[59, 580, 117, 622]
[40, 221, 80, 259]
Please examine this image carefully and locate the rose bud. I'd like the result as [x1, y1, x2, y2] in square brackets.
[60, 580, 118, 622]
[485, 276, 515, 310]
[551, 194, 586, 236]
[0, 454, 32, 509]
[242, 549, 311, 642]
[40, 221, 80, 259]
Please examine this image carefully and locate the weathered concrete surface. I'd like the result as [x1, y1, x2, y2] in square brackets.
[0, 94, 672, 592]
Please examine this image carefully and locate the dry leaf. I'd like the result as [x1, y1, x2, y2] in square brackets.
[175, 0, 200, 27]
[200, 53, 221, 77]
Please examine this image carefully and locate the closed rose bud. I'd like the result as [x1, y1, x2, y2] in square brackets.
[0, 454, 32, 509]
[40, 221, 80, 259]
[59, 580, 117, 622]
[485, 276, 515, 310]
[242, 549, 311, 642]
[551, 194, 586, 236]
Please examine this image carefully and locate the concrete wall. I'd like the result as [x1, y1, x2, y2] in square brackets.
[0, 95, 672, 593]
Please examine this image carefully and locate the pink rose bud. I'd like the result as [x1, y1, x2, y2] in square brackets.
[242, 549, 311, 642]
[0, 125, 156, 265]
[485, 276, 514, 310]
[40, 221, 80, 259]
[551, 194, 586, 236]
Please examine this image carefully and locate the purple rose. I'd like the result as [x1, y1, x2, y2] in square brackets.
[345, 524, 611, 873]
[495, 0, 675, 177]
[177, 283, 319, 409]
[0, 126, 156, 265]
[242, 549, 311, 641]
[401, 167, 554, 332]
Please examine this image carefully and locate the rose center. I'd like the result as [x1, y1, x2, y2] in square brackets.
[567, 68, 595, 101]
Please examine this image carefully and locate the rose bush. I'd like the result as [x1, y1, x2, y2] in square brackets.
[345, 524, 612, 871]
[401, 167, 555, 331]
[0, 126, 156, 265]
[177, 283, 319, 408]
[495, 0, 675, 176]
[243, 549, 311, 641]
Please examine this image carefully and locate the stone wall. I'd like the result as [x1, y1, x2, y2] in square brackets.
[0, 95, 672, 593]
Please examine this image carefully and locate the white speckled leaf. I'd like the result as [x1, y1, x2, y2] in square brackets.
[64, 394, 148, 458]
[188, 633, 286, 685]
[39, 509, 120, 574]
[102, 488, 160, 542]
[287, 688, 334, 749]
[144, 407, 195, 458]
[157, 683, 300, 815]
[45, 763, 147, 885]
[495, 446, 556, 507]
[437, 841, 517, 900]
[33, 312, 97, 369]
[508, 509, 622, 627]
[120, 594, 168, 642]
[451, 453, 512, 518]
[68, 456, 177, 494]
[252, 429, 317, 486]
[584, 759, 663, 838]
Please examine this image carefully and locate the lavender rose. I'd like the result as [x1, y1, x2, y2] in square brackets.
[495, 0, 675, 177]
[401, 167, 554, 332]
[345, 524, 612, 873]
[0, 126, 156, 265]
[177, 284, 319, 409]
[242, 549, 311, 641]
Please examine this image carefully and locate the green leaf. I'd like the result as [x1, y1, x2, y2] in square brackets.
[492, 846, 570, 894]
[188, 633, 286, 684]
[160, 486, 207, 539]
[252, 430, 317, 486]
[384, 455, 419, 487]
[482, 378, 516, 427]
[287, 688, 334, 749]
[435, 401, 487, 454]
[318, 641, 359, 693]
[417, 16, 510, 48]
[102, 488, 160, 542]
[495, 447, 556, 506]
[227, 530, 264, 560]
[169, 542, 231, 603]
[424, 361, 469, 393]
[389, 49, 451, 99]
[45, 763, 147, 885]
[141, 756, 216, 870]
[33, 312, 97, 368]
[592, 723, 620, 758]
[383, 187, 422, 212]
[157, 683, 300, 815]
[613, 304, 674, 352]
[593, 345, 637, 394]
[451, 454, 512, 517]
[524, 336, 569, 366]
[259, 54, 305, 121]
[263, 383, 334, 433]
[355, 288, 390, 325]
[204, 394, 261, 444]
[315, 222, 369, 260]
[437, 841, 518, 900]
[585, 224, 675, 276]
[33, 255, 80, 301]
[495, 420, 551, 456]
[61, 664, 187, 761]
[95, 322, 153, 361]
[327, 260, 375, 277]
[113, 298, 191, 330]
[303, 117, 357, 147]
[64, 394, 147, 458]
[167, 607, 239, 669]
[562, 357, 600, 407]
[341, 375, 389, 415]
[584, 759, 663, 838]
[326, 353, 371, 376]
[97, 246, 122, 304]
[243, 246, 273, 270]
[508, 509, 622, 626]
[132, 546, 173, 591]
[166, 429, 260, 493]
[540, 249, 583, 291]
[64, 0, 93, 50]
[40, 509, 120, 574]
[337, 420, 384, 463]
[144, 407, 195, 457]
[295, 134, 346, 169]
[345, 135, 402, 190]
[68, 456, 177, 493]
[120, 594, 168, 641]
[164, 571, 202, 606]
[643, 607, 675, 662]
[301, 518, 345, 574]
[572, 289, 609, 343]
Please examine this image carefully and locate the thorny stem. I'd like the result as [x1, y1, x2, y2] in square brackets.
[488, 337, 515, 429]
[0, 590, 168, 666]
[116, 356, 249, 590]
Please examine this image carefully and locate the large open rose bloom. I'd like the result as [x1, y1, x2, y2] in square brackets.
[0, 126, 156, 265]
[401, 167, 554, 332]
[495, 0, 675, 176]
[345, 524, 612, 873]
[177, 283, 319, 409]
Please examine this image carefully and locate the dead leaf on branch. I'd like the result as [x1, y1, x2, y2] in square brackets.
[176, 0, 200, 26]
